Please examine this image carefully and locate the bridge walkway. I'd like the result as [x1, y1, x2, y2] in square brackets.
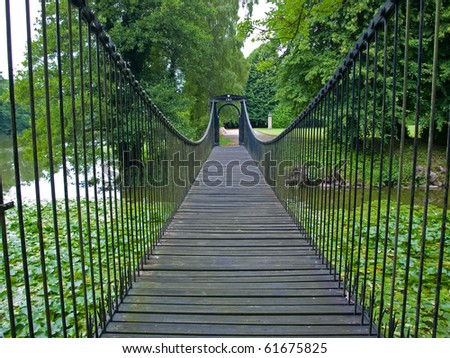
[102, 146, 373, 337]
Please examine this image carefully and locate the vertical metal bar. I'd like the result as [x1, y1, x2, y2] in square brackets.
[76, 5, 92, 337]
[305, 110, 312, 245]
[361, 29, 379, 324]
[137, 93, 147, 264]
[414, 0, 440, 338]
[5, 0, 34, 337]
[433, 108, 449, 337]
[55, 0, 73, 337]
[157, 113, 165, 241]
[80, 12, 98, 337]
[41, 0, 65, 337]
[344, 57, 357, 300]
[114, 57, 128, 296]
[331, 79, 340, 281]
[337, 67, 349, 289]
[339, 66, 351, 292]
[377, 4, 399, 336]
[324, 87, 333, 274]
[398, 0, 425, 337]
[318, 91, 326, 268]
[67, 0, 82, 337]
[0, 175, 15, 337]
[348, 50, 364, 305]
[324, 90, 331, 268]
[327, 84, 336, 276]
[123, 75, 135, 282]
[92, 27, 108, 331]
[318, 94, 327, 266]
[131, 83, 143, 274]
[84, 9, 101, 338]
[390, 0, 411, 338]
[378, 4, 399, 336]
[101, 41, 115, 320]
[355, 40, 371, 314]
[147, 103, 157, 253]
[370, 17, 390, 335]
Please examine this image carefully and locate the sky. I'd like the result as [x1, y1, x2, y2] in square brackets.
[0, 1, 40, 79]
[240, 0, 273, 58]
[0, 0, 273, 79]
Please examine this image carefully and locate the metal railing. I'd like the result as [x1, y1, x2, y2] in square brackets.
[0, 0, 214, 337]
[243, 0, 448, 338]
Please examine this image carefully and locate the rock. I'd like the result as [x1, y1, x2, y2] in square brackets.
[429, 171, 439, 183]
[416, 165, 425, 172]
[286, 166, 308, 186]
[428, 171, 443, 186]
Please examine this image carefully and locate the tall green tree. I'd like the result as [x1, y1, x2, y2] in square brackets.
[241, 0, 450, 140]
[91, 0, 254, 138]
[0, 73, 30, 136]
[6, 0, 255, 178]
[244, 42, 279, 127]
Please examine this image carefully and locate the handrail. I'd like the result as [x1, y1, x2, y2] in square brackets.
[0, 0, 214, 337]
[243, 0, 449, 338]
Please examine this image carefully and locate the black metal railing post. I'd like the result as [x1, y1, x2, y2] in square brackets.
[0, 175, 15, 337]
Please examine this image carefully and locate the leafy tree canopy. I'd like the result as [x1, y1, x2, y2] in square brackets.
[91, 0, 258, 138]
[241, 0, 450, 140]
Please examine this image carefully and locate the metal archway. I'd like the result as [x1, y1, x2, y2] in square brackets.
[217, 102, 241, 118]
[211, 94, 247, 146]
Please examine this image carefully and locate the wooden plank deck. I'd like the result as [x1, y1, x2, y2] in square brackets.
[102, 146, 373, 338]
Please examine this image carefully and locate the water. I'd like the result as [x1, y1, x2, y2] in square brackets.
[1, 135, 448, 208]
[287, 185, 448, 210]
[0, 135, 99, 202]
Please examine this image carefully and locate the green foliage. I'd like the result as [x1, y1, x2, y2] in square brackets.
[245, 42, 279, 127]
[272, 102, 293, 128]
[220, 105, 241, 129]
[292, 197, 450, 337]
[7, 0, 253, 176]
[242, 0, 450, 140]
[0, 74, 30, 136]
[91, 0, 251, 139]
[0, 199, 165, 337]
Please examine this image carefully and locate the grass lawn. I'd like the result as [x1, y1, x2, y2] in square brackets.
[220, 134, 237, 146]
[254, 128, 285, 136]
[256, 127, 328, 139]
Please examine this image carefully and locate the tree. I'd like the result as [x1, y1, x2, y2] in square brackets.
[241, 0, 450, 141]
[0, 73, 30, 136]
[5, 0, 256, 180]
[244, 42, 279, 127]
[91, 0, 254, 139]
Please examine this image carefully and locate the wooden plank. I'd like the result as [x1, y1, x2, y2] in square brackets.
[135, 272, 334, 282]
[117, 303, 357, 315]
[138, 269, 333, 277]
[161, 233, 303, 239]
[104, 322, 371, 337]
[130, 281, 339, 290]
[122, 295, 349, 306]
[102, 146, 373, 338]
[157, 239, 309, 247]
[127, 288, 344, 297]
[152, 248, 317, 256]
[110, 313, 362, 325]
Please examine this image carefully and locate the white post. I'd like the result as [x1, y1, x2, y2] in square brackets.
[268, 112, 272, 129]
